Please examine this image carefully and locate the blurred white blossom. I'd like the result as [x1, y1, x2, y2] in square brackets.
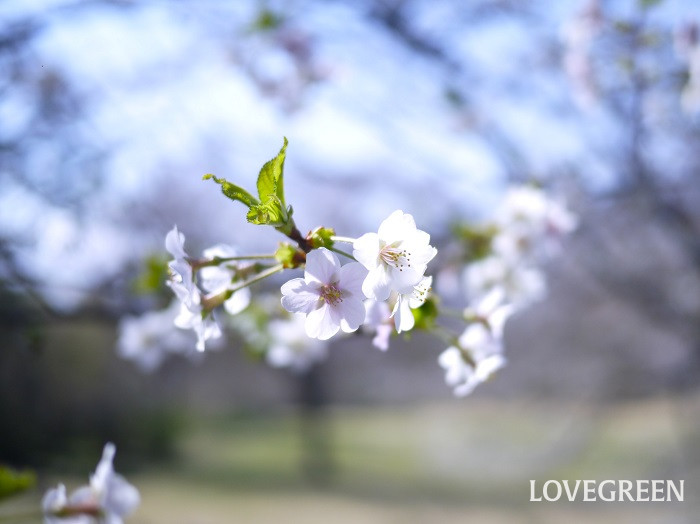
[117, 300, 191, 371]
[42, 443, 139, 524]
[438, 323, 507, 397]
[200, 244, 251, 315]
[363, 299, 394, 351]
[164, 225, 197, 309]
[266, 314, 328, 371]
[464, 255, 547, 308]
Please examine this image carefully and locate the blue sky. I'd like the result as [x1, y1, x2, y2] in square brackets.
[1, 0, 698, 307]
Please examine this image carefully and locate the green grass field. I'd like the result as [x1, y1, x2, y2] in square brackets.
[3, 395, 698, 523]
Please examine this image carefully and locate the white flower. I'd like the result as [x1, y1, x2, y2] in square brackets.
[464, 287, 514, 339]
[266, 314, 328, 372]
[392, 275, 432, 333]
[42, 443, 140, 524]
[200, 244, 251, 316]
[438, 323, 506, 397]
[165, 226, 197, 309]
[494, 187, 577, 261]
[353, 210, 437, 301]
[116, 301, 191, 371]
[363, 299, 394, 351]
[164, 227, 223, 352]
[464, 256, 546, 309]
[281, 248, 367, 340]
[174, 300, 222, 352]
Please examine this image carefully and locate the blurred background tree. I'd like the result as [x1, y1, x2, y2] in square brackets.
[0, 0, 699, 521]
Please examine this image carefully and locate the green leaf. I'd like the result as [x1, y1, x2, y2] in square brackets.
[203, 174, 259, 208]
[251, 8, 284, 32]
[132, 254, 169, 295]
[412, 297, 439, 331]
[256, 137, 288, 208]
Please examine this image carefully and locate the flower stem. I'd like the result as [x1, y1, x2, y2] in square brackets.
[230, 263, 285, 293]
[191, 254, 276, 270]
[431, 324, 460, 347]
[328, 246, 356, 261]
[201, 264, 284, 310]
[441, 306, 468, 320]
[331, 235, 356, 244]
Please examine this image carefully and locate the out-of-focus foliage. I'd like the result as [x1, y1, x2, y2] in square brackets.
[0, 466, 35, 501]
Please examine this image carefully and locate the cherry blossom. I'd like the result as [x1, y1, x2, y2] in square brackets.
[266, 314, 328, 371]
[353, 210, 437, 301]
[392, 275, 432, 334]
[42, 443, 140, 524]
[438, 323, 506, 397]
[200, 244, 251, 315]
[281, 248, 367, 340]
[116, 301, 191, 371]
[363, 299, 394, 351]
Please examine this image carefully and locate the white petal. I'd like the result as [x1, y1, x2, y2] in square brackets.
[362, 265, 392, 301]
[304, 248, 340, 285]
[488, 304, 514, 338]
[199, 265, 231, 295]
[224, 288, 251, 315]
[336, 296, 366, 333]
[454, 380, 478, 397]
[372, 324, 393, 351]
[281, 278, 321, 314]
[408, 244, 438, 266]
[202, 243, 237, 259]
[475, 354, 507, 381]
[91, 442, 116, 492]
[42, 484, 67, 513]
[476, 287, 506, 316]
[389, 265, 424, 292]
[408, 275, 432, 309]
[194, 316, 221, 352]
[165, 226, 187, 259]
[364, 299, 390, 328]
[378, 210, 416, 242]
[305, 305, 339, 340]
[338, 262, 368, 296]
[104, 474, 140, 517]
[352, 233, 381, 269]
[174, 302, 199, 329]
[392, 296, 415, 333]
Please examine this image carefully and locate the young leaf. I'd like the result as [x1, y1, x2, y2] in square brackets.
[246, 196, 287, 226]
[256, 137, 288, 208]
[203, 174, 259, 208]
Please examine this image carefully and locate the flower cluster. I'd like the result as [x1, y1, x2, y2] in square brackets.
[42, 443, 139, 524]
[280, 210, 437, 348]
[438, 186, 576, 396]
[163, 226, 254, 352]
[116, 139, 575, 398]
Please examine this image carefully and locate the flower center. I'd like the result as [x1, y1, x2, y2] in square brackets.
[320, 283, 343, 306]
[380, 244, 411, 272]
